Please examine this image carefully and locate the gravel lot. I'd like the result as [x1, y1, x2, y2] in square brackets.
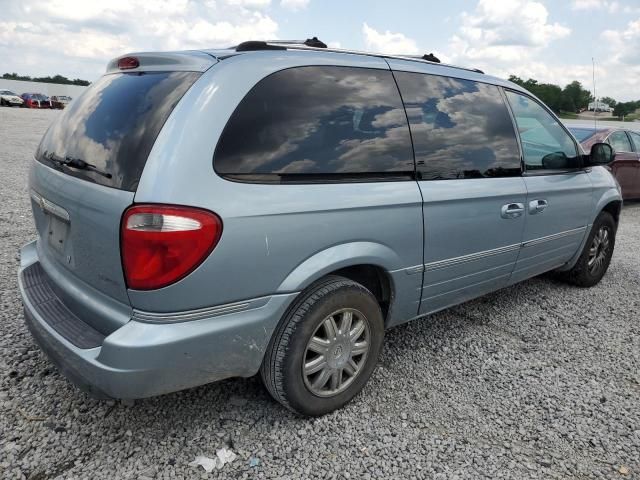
[1, 107, 639, 479]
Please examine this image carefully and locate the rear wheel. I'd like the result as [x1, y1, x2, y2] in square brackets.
[560, 211, 616, 287]
[260, 275, 384, 416]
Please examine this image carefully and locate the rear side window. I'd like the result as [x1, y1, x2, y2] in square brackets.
[36, 71, 200, 191]
[569, 127, 599, 143]
[394, 72, 521, 180]
[629, 131, 640, 151]
[214, 66, 414, 182]
[608, 131, 632, 152]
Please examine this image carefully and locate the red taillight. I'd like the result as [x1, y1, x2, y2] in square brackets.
[118, 56, 139, 70]
[121, 205, 222, 290]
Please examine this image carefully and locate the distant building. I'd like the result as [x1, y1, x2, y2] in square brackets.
[588, 100, 613, 112]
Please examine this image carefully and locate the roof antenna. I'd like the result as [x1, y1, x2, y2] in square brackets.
[592, 56, 597, 132]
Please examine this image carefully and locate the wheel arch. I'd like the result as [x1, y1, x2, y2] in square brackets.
[600, 199, 622, 225]
[276, 242, 404, 326]
[593, 188, 623, 226]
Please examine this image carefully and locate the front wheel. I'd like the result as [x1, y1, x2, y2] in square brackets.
[560, 211, 616, 287]
[260, 275, 384, 416]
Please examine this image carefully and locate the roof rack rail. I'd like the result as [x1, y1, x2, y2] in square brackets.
[237, 37, 327, 52]
[232, 40, 484, 74]
[236, 41, 286, 52]
[422, 53, 440, 63]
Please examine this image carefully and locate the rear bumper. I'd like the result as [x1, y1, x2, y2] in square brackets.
[19, 241, 298, 399]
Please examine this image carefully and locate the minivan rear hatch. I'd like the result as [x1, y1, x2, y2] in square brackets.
[29, 52, 215, 331]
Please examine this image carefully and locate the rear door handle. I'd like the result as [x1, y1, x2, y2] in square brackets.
[501, 203, 525, 219]
[528, 199, 548, 214]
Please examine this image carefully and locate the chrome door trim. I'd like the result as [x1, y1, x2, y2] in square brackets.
[404, 265, 425, 275]
[412, 226, 587, 274]
[424, 243, 521, 272]
[521, 226, 586, 248]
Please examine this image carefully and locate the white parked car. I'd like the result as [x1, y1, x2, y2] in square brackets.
[0, 89, 24, 107]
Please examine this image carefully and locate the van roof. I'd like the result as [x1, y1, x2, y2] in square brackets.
[107, 41, 523, 94]
[224, 39, 486, 75]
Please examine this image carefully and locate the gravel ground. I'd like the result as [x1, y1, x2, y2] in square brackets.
[1, 107, 639, 479]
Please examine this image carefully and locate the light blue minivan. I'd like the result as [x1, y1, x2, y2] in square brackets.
[19, 39, 621, 416]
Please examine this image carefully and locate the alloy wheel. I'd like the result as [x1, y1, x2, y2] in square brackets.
[302, 308, 370, 397]
[588, 225, 611, 275]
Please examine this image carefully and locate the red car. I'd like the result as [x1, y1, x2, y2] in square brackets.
[20, 93, 52, 109]
[568, 125, 640, 200]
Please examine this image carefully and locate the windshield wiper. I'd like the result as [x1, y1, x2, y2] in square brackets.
[45, 152, 112, 179]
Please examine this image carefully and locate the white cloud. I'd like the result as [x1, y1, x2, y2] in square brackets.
[596, 17, 640, 99]
[446, 0, 638, 100]
[362, 23, 419, 55]
[0, 0, 279, 81]
[448, 1, 571, 79]
[455, 0, 570, 52]
[280, 0, 309, 11]
[602, 18, 640, 64]
[226, 0, 272, 8]
[572, 0, 619, 12]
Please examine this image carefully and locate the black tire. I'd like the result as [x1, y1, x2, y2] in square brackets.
[560, 211, 616, 287]
[0, 99, 6, 107]
[260, 275, 384, 416]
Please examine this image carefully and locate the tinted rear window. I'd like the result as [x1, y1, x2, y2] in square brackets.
[394, 72, 521, 180]
[569, 127, 599, 142]
[214, 66, 414, 182]
[36, 71, 200, 191]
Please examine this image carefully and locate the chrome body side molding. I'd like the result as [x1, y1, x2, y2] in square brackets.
[133, 296, 271, 323]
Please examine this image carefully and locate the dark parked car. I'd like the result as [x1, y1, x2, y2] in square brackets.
[568, 125, 640, 199]
[21, 93, 52, 109]
[51, 95, 72, 109]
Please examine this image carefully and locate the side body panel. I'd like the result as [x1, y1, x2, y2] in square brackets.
[511, 172, 593, 283]
[385, 58, 530, 316]
[134, 51, 424, 325]
[418, 178, 527, 315]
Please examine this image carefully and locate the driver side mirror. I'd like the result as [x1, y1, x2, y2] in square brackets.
[586, 142, 615, 166]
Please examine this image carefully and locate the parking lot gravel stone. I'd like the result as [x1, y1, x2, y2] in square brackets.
[1, 108, 639, 479]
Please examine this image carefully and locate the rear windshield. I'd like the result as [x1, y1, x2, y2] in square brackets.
[36, 71, 200, 191]
[568, 127, 599, 142]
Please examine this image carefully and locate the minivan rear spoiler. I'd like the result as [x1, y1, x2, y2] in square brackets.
[105, 51, 218, 74]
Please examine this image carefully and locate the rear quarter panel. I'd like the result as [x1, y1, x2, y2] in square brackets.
[132, 51, 424, 324]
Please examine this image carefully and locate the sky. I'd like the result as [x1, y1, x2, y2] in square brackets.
[1, 0, 639, 100]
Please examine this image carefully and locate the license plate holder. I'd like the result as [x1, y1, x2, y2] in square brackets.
[47, 215, 69, 254]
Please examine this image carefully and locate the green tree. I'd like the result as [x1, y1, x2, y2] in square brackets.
[562, 81, 592, 112]
[2, 72, 90, 86]
[507, 75, 563, 112]
[613, 101, 637, 118]
[599, 96, 617, 108]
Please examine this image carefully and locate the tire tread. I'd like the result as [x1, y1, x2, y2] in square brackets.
[260, 275, 375, 414]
